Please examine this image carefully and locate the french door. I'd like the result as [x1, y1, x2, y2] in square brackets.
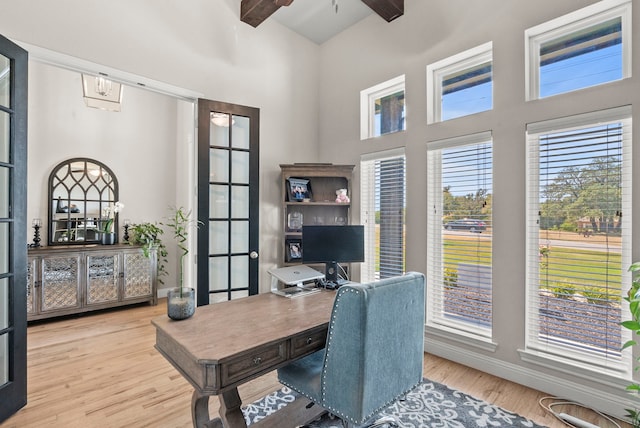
[0, 34, 28, 423]
[197, 99, 259, 305]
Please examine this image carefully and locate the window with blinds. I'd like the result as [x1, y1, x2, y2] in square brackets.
[525, 106, 632, 374]
[525, 0, 631, 100]
[360, 149, 406, 283]
[426, 133, 492, 337]
[427, 42, 492, 124]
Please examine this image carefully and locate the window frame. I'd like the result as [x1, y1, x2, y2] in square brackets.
[523, 106, 632, 379]
[426, 131, 494, 345]
[525, 0, 631, 101]
[426, 42, 493, 124]
[360, 75, 405, 140]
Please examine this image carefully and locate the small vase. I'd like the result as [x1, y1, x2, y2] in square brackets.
[167, 287, 196, 320]
[100, 232, 116, 245]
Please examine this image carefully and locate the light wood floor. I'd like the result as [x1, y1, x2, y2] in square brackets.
[0, 300, 629, 428]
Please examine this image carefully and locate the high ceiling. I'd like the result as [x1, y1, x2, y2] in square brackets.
[240, 0, 403, 44]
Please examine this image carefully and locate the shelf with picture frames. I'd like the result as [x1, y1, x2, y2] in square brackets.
[280, 163, 354, 265]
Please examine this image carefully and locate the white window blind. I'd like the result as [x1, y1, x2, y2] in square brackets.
[360, 149, 406, 283]
[427, 133, 493, 337]
[526, 107, 632, 374]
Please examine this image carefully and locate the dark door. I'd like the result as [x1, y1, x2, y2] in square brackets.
[197, 99, 259, 305]
[0, 34, 28, 423]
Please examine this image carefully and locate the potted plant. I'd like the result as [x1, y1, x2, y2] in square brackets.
[101, 201, 124, 245]
[621, 262, 640, 428]
[128, 221, 169, 284]
[164, 206, 201, 320]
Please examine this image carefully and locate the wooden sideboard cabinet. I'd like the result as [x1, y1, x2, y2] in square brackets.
[26, 245, 157, 321]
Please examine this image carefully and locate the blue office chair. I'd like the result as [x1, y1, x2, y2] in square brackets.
[277, 272, 426, 428]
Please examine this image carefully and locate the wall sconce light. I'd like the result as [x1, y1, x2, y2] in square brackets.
[82, 73, 123, 112]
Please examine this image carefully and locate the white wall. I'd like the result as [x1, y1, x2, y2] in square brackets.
[0, 0, 322, 290]
[26, 62, 182, 287]
[317, 0, 640, 418]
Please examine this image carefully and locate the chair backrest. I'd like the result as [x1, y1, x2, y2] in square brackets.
[320, 272, 426, 425]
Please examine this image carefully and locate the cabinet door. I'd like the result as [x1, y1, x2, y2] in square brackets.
[26, 257, 36, 315]
[122, 251, 152, 299]
[40, 256, 81, 312]
[86, 253, 120, 305]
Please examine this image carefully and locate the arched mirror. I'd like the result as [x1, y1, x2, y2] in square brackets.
[48, 158, 119, 245]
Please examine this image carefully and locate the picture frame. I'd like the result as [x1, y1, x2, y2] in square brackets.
[287, 178, 312, 202]
[286, 239, 303, 262]
[287, 211, 303, 232]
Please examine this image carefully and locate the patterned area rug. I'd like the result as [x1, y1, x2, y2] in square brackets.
[243, 379, 548, 427]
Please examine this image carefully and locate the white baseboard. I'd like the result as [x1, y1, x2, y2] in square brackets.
[425, 337, 637, 421]
[157, 287, 170, 298]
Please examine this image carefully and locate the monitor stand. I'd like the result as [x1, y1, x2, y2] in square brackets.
[325, 261, 338, 283]
[321, 261, 347, 289]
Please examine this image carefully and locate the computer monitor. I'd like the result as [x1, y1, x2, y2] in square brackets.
[302, 225, 365, 283]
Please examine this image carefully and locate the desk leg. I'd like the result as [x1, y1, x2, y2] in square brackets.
[192, 390, 222, 428]
[191, 388, 247, 428]
[218, 388, 247, 428]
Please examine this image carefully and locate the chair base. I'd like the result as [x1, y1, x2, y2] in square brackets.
[365, 415, 399, 428]
[297, 413, 399, 428]
[343, 415, 400, 428]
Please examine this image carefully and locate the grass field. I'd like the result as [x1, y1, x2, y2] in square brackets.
[371, 227, 623, 299]
[442, 231, 622, 299]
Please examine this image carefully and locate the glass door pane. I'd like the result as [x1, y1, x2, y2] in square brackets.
[0, 112, 8, 163]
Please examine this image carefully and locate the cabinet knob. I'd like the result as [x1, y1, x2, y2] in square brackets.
[250, 251, 259, 259]
[253, 357, 262, 365]
[306, 337, 313, 345]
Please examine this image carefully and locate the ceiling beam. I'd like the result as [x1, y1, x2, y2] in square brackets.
[240, 0, 403, 29]
[241, 0, 292, 28]
[361, 0, 403, 22]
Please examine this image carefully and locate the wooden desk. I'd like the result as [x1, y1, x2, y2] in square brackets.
[152, 290, 336, 428]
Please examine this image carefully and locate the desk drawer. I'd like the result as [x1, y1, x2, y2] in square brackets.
[221, 342, 287, 386]
[291, 329, 327, 358]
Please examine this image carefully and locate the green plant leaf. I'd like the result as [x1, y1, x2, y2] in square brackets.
[622, 321, 640, 330]
[627, 384, 640, 392]
[161, 206, 201, 288]
[128, 222, 167, 285]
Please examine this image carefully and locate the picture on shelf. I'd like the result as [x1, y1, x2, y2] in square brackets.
[286, 240, 302, 262]
[287, 178, 312, 202]
[287, 211, 303, 232]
